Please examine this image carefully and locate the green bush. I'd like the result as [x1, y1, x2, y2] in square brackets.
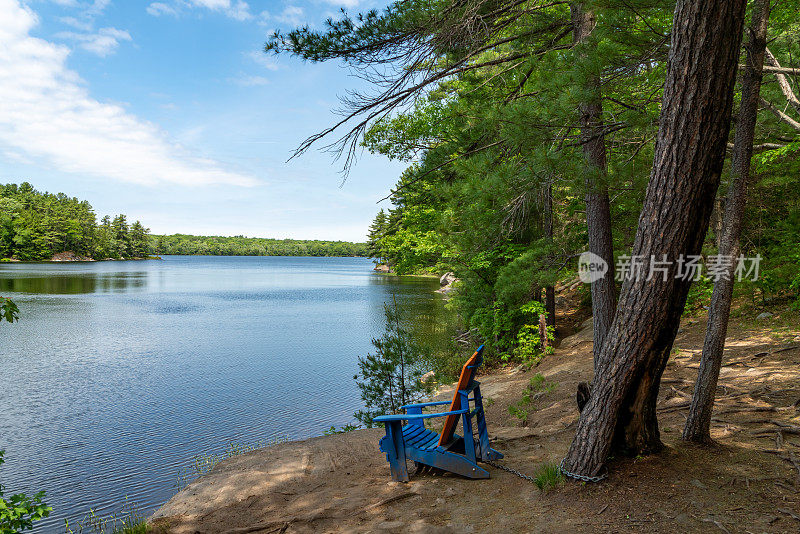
[0, 451, 51, 534]
[0, 298, 18, 324]
[354, 296, 433, 426]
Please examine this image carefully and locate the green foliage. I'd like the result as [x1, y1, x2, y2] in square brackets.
[0, 183, 367, 260]
[354, 296, 433, 426]
[0, 183, 150, 261]
[64, 500, 148, 534]
[532, 462, 564, 492]
[150, 234, 366, 257]
[508, 373, 557, 426]
[511, 303, 555, 367]
[323, 424, 361, 435]
[0, 298, 19, 325]
[175, 437, 289, 491]
[269, 0, 800, 356]
[683, 275, 713, 316]
[0, 451, 51, 534]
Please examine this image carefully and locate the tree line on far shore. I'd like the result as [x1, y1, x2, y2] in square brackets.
[151, 234, 367, 257]
[0, 182, 368, 261]
[1, 182, 150, 261]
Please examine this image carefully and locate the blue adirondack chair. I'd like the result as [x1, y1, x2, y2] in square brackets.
[374, 345, 503, 481]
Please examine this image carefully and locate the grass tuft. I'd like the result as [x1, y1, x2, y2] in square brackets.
[509, 373, 557, 425]
[64, 499, 149, 534]
[533, 462, 564, 492]
[176, 436, 289, 490]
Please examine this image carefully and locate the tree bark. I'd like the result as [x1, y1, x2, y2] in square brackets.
[543, 182, 556, 328]
[683, 0, 770, 444]
[563, 0, 748, 476]
[571, 2, 617, 367]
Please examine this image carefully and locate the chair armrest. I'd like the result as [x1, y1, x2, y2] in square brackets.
[400, 400, 451, 410]
[373, 409, 469, 423]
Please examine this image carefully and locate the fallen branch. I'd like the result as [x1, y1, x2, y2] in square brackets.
[760, 97, 800, 131]
[716, 406, 777, 415]
[726, 142, 785, 152]
[765, 49, 800, 113]
[771, 421, 800, 434]
[658, 401, 691, 413]
[222, 520, 294, 534]
[701, 518, 731, 534]
[364, 491, 417, 511]
[778, 508, 800, 522]
[670, 386, 692, 399]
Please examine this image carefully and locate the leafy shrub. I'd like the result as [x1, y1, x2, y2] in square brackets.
[354, 296, 433, 426]
[323, 424, 360, 435]
[0, 451, 51, 534]
[683, 275, 713, 315]
[0, 297, 18, 324]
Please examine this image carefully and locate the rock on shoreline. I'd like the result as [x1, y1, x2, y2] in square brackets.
[51, 251, 95, 262]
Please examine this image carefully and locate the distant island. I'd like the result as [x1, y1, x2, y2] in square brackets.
[151, 234, 366, 257]
[0, 182, 366, 262]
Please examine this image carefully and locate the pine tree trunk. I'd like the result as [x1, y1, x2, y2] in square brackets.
[543, 183, 556, 328]
[563, 0, 748, 476]
[683, 0, 770, 444]
[571, 2, 617, 366]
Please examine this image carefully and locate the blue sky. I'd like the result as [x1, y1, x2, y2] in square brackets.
[0, 0, 406, 241]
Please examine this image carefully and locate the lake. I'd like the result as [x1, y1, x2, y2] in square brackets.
[0, 256, 444, 532]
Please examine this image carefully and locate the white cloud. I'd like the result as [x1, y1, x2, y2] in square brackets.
[56, 26, 131, 56]
[59, 16, 93, 31]
[231, 74, 270, 86]
[274, 5, 304, 26]
[322, 0, 361, 8]
[247, 50, 279, 71]
[86, 0, 111, 16]
[146, 2, 178, 17]
[225, 1, 251, 21]
[188, 0, 230, 8]
[55, 0, 126, 55]
[147, 0, 253, 21]
[0, 0, 258, 187]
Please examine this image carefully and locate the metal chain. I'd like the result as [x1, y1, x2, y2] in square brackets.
[557, 458, 608, 483]
[485, 459, 538, 483]
[486, 458, 608, 484]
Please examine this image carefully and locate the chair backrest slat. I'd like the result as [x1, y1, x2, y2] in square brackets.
[437, 345, 484, 447]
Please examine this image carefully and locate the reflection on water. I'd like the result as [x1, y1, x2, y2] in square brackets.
[0, 272, 148, 294]
[0, 256, 445, 533]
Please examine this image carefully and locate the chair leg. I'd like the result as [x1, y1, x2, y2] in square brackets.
[474, 386, 491, 461]
[460, 391, 477, 464]
[384, 421, 409, 482]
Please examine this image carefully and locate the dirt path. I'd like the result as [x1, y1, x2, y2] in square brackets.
[151, 312, 800, 533]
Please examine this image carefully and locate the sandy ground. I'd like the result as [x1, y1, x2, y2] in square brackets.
[151, 307, 800, 533]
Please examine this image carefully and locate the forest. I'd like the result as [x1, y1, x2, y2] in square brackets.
[0, 182, 150, 261]
[268, 0, 800, 478]
[151, 234, 367, 257]
[0, 182, 367, 260]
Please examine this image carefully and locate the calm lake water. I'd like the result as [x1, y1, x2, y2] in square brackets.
[0, 256, 444, 532]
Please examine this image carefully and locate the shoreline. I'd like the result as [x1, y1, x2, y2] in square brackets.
[0, 255, 384, 264]
[1, 256, 162, 263]
[147, 308, 800, 533]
